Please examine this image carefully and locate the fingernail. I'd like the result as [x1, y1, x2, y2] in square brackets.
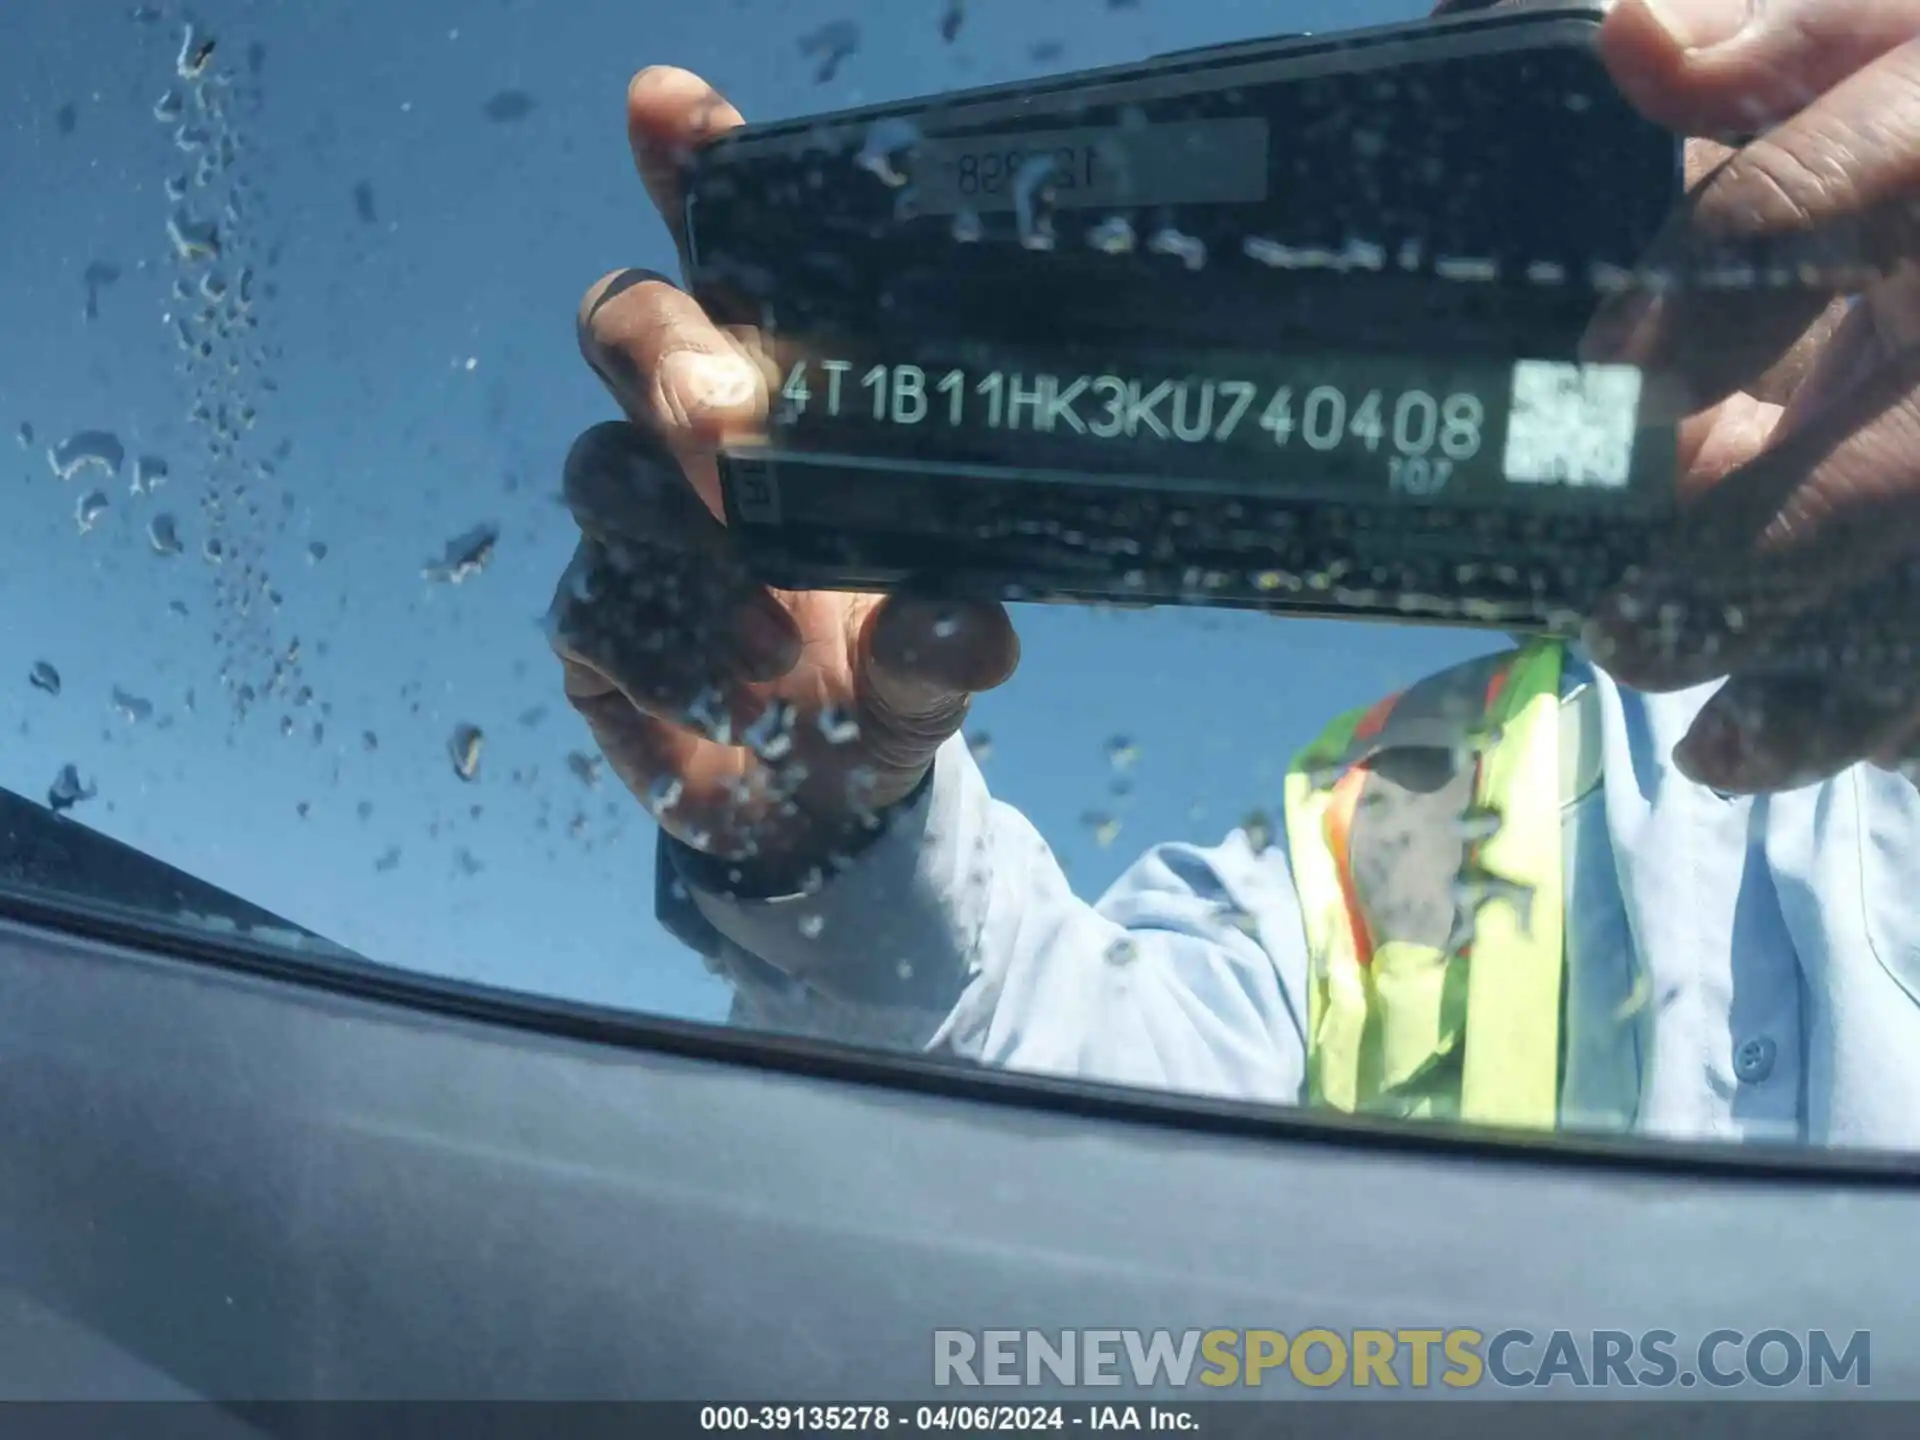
[659, 350, 759, 428]
[1639, 0, 1761, 52]
[734, 599, 799, 678]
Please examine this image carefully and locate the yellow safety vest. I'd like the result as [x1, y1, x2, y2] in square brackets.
[1281, 639, 1574, 1129]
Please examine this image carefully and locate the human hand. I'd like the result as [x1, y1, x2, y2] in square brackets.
[1575, 0, 1920, 792]
[549, 68, 1019, 887]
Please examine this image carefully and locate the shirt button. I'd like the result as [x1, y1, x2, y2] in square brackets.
[1734, 1036, 1777, 1085]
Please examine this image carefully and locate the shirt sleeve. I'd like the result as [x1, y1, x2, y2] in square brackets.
[655, 733, 1311, 1105]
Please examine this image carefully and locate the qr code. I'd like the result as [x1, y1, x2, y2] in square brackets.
[1502, 360, 1644, 489]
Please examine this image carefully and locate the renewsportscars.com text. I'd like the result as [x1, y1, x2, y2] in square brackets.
[932, 1328, 1871, 1391]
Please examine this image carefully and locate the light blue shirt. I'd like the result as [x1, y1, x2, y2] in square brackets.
[658, 650, 1920, 1150]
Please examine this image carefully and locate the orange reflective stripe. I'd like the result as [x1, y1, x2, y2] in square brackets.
[1353, 689, 1402, 743]
[1483, 665, 1510, 714]
[1324, 765, 1376, 968]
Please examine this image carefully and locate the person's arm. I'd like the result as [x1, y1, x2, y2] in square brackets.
[656, 733, 1310, 1104]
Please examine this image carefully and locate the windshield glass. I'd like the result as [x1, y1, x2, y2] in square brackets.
[7, 0, 1918, 1156]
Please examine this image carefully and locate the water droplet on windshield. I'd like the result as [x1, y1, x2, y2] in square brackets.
[1104, 736, 1139, 772]
[966, 730, 994, 762]
[1105, 936, 1139, 967]
[48, 764, 96, 813]
[566, 750, 604, 788]
[1215, 903, 1261, 939]
[744, 699, 798, 761]
[1086, 216, 1136, 255]
[75, 490, 109, 534]
[1012, 155, 1057, 250]
[148, 513, 182, 555]
[48, 430, 124, 483]
[307, 540, 327, 563]
[686, 687, 734, 745]
[29, 662, 61, 696]
[131, 454, 169, 494]
[449, 723, 484, 782]
[818, 704, 861, 745]
[854, 115, 919, 188]
[176, 22, 215, 79]
[1452, 866, 1538, 939]
[166, 207, 220, 261]
[1083, 811, 1122, 847]
[1436, 255, 1499, 284]
[1452, 805, 1505, 843]
[800, 19, 861, 85]
[797, 913, 826, 940]
[1147, 228, 1206, 271]
[112, 687, 154, 723]
[481, 90, 536, 124]
[647, 774, 684, 814]
[1242, 810, 1274, 854]
[423, 523, 498, 583]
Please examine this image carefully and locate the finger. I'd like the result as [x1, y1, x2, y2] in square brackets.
[1585, 332, 1920, 692]
[1768, 288, 1895, 445]
[566, 683, 710, 813]
[849, 595, 1022, 772]
[1582, 36, 1920, 406]
[577, 271, 767, 473]
[864, 595, 1021, 709]
[567, 684, 794, 864]
[550, 534, 790, 734]
[626, 66, 746, 256]
[1673, 659, 1920, 794]
[1600, 0, 1920, 137]
[1672, 389, 1787, 504]
[562, 421, 738, 560]
[551, 429, 802, 713]
[1870, 702, 1920, 771]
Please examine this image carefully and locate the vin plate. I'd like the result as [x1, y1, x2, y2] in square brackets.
[745, 337, 1656, 509]
[908, 118, 1270, 215]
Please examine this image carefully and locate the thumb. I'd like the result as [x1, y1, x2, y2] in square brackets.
[854, 596, 1020, 772]
[1600, 0, 1920, 136]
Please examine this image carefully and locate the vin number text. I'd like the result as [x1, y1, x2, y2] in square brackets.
[774, 356, 1486, 495]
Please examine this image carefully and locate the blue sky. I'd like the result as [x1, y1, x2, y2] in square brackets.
[1, 0, 1498, 1023]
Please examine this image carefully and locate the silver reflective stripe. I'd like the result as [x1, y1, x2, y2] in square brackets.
[1559, 681, 1602, 809]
